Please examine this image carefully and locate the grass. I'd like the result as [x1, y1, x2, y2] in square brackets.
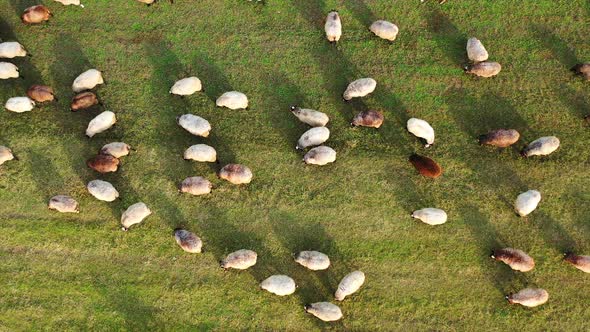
[1, 0, 589, 330]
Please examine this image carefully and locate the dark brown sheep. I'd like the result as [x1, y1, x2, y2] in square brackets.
[491, 248, 535, 272]
[87, 154, 120, 173]
[27, 85, 56, 103]
[571, 63, 590, 80]
[479, 129, 520, 147]
[351, 110, 384, 128]
[71, 91, 99, 111]
[564, 252, 590, 273]
[21, 5, 52, 24]
[409, 154, 442, 178]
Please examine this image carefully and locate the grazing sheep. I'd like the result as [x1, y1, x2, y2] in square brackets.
[411, 208, 447, 225]
[0, 146, 16, 165]
[220, 249, 257, 270]
[466, 38, 489, 63]
[303, 146, 336, 166]
[5, 97, 35, 113]
[216, 91, 248, 110]
[72, 69, 104, 92]
[407, 118, 435, 147]
[87, 180, 119, 202]
[571, 63, 589, 80]
[514, 190, 541, 217]
[564, 252, 590, 273]
[521, 136, 560, 157]
[179, 176, 212, 196]
[86, 111, 116, 137]
[464, 61, 501, 77]
[294, 251, 331, 270]
[0, 42, 27, 58]
[21, 5, 52, 24]
[0, 62, 19, 79]
[218, 164, 252, 184]
[174, 228, 202, 253]
[184, 144, 217, 163]
[506, 288, 549, 307]
[27, 85, 55, 103]
[260, 275, 296, 296]
[335, 271, 365, 301]
[325, 11, 342, 43]
[297, 127, 330, 150]
[137, 0, 174, 6]
[100, 142, 131, 158]
[290, 106, 329, 127]
[177, 114, 211, 137]
[343, 78, 377, 101]
[87, 154, 120, 173]
[351, 110, 384, 128]
[479, 129, 520, 148]
[71, 91, 99, 111]
[54, 0, 83, 6]
[121, 202, 152, 231]
[48, 195, 79, 213]
[409, 154, 442, 178]
[491, 248, 535, 272]
[369, 20, 399, 41]
[304, 302, 343, 322]
[170, 77, 202, 96]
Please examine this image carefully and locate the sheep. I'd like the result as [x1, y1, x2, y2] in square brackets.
[407, 118, 435, 147]
[260, 275, 296, 296]
[87, 154, 120, 173]
[409, 154, 442, 178]
[290, 106, 329, 127]
[521, 136, 560, 157]
[71, 91, 99, 111]
[297, 127, 330, 150]
[0, 42, 27, 58]
[218, 164, 252, 184]
[464, 61, 501, 77]
[514, 190, 541, 217]
[174, 228, 202, 253]
[137, 0, 174, 6]
[491, 248, 535, 272]
[351, 110, 384, 128]
[369, 20, 399, 41]
[303, 146, 336, 166]
[0, 146, 16, 165]
[325, 11, 342, 43]
[304, 302, 343, 322]
[27, 85, 56, 103]
[571, 63, 589, 80]
[479, 129, 520, 148]
[87, 180, 119, 202]
[5, 97, 35, 113]
[184, 144, 217, 163]
[0, 62, 19, 79]
[343, 78, 377, 101]
[216, 91, 248, 110]
[466, 38, 489, 63]
[54, 0, 84, 7]
[72, 69, 104, 92]
[220, 249, 257, 270]
[121, 202, 152, 231]
[411, 208, 447, 225]
[22, 5, 52, 24]
[48, 195, 79, 213]
[179, 176, 212, 196]
[563, 252, 590, 273]
[335, 271, 365, 301]
[506, 288, 549, 308]
[170, 77, 202, 96]
[294, 251, 330, 270]
[100, 142, 131, 158]
[177, 114, 211, 137]
[86, 111, 116, 137]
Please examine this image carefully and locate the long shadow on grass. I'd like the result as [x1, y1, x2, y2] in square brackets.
[190, 52, 235, 104]
[7, 0, 38, 16]
[529, 24, 580, 70]
[27, 149, 66, 205]
[423, 5, 466, 67]
[343, 0, 377, 27]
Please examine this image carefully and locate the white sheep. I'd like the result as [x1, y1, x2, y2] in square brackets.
[290, 106, 329, 127]
[48, 195, 79, 213]
[297, 127, 330, 150]
[325, 11, 342, 43]
[464, 61, 501, 77]
[174, 228, 202, 253]
[179, 176, 212, 196]
[521, 136, 560, 157]
[564, 253, 590, 273]
[304, 302, 343, 322]
[87, 180, 119, 202]
[220, 249, 257, 270]
[121, 202, 152, 231]
[0, 62, 20, 79]
[100, 142, 131, 158]
[5, 97, 35, 113]
[0, 146, 16, 165]
[335, 270, 365, 301]
[177, 114, 211, 137]
[170, 77, 202, 96]
[216, 91, 248, 110]
[407, 118, 435, 147]
[0, 42, 27, 58]
[514, 190, 541, 217]
[260, 275, 296, 296]
[54, 0, 83, 6]
[506, 288, 549, 307]
[466, 37, 489, 62]
[411, 208, 447, 225]
[72, 69, 104, 92]
[491, 248, 535, 272]
[369, 20, 399, 41]
[86, 111, 116, 137]
[294, 251, 331, 270]
[303, 146, 336, 165]
[343, 78, 377, 101]
[184, 144, 217, 163]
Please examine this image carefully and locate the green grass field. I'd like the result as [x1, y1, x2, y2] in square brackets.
[1, 0, 590, 330]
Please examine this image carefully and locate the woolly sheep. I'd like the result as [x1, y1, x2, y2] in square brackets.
[521, 136, 560, 157]
[0, 42, 27, 58]
[407, 118, 435, 147]
[72, 69, 104, 92]
[87, 179, 119, 202]
[351, 110, 384, 128]
[571, 63, 589, 80]
[304, 302, 343, 322]
[86, 111, 116, 137]
[218, 164, 252, 184]
[100, 142, 131, 158]
[216, 91, 248, 110]
[491, 248, 535, 272]
[260, 275, 296, 296]
[0, 62, 19, 79]
[184, 144, 217, 163]
[464, 61, 501, 77]
[290, 106, 329, 127]
[137, 0, 174, 5]
[325, 11, 342, 43]
[179, 176, 212, 196]
[177, 114, 211, 137]
[506, 288, 549, 308]
[5, 97, 35, 113]
[409, 154, 442, 178]
[220, 249, 257, 270]
[170, 77, 202, 96]
[411, 208, 447, 225]
[466, 38, 489, 63]
[343, 78, 377, 101]
[121, 202, 152, 231]
[0, 146, 16, 165]
[27, 85, 55, 103]
[335, 271, 365, 301]
[564, 253, 590, 273]
[297, 127, 330, 150]
[479, 129, 520, 148]
[514, 190, 541, 217]
[48, 195, 79, 213]
[87, 154, 120, 173]
[22, 5, 52, 24]
[294, 251, 331, 270]
[174, 228, 202, 253]
[369, 20, 399, 41]
[303, 146, 336, 166]
[54, 0, 83, 6]
[71, 91, 99, 111]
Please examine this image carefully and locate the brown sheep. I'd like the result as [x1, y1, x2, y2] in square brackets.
[351, 110, 384, 128]
[71, 92, 99, 111]
[571, 63, 589, 80]
[464, 61, 501, 78]
[491, 248, 535, 272]
[27, 85, 56, 103]
[21, 5, 52, 24]
[409, 154, 442, 178]
[218, 164, 253, 184]
[479, 129, 520, 147]
[564, 252, 590, 273]
[87, 154, 120, 173]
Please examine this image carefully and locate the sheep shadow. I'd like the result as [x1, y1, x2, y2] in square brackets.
[423, 5, 466, 67]
[7, 0, 38, 16]
[555, 83, 590, 120]
[529, 24, 581, 70]
[343, 0, 377, 27]
[190, 52, 235, 104]
[27, 149, 66, 204]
